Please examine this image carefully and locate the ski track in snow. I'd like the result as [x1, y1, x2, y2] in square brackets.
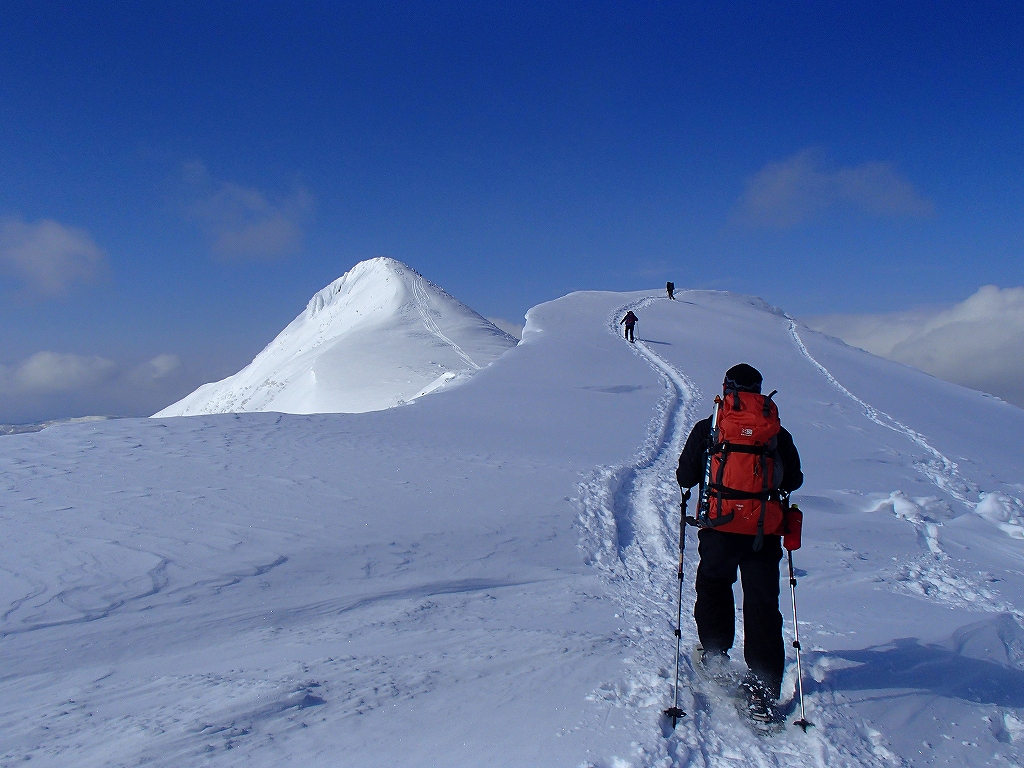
[786, 319, 975, 508]
[409, 270, 480, 370]
[577, 295, 894, 768]
[788, 319, 1024, 620]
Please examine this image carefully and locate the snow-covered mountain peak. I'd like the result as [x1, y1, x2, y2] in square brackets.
[305, 256, 408, 320]
[154, 259, 517, 417]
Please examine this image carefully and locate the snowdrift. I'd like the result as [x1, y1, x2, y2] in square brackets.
[153, 258, 517, 416]
[3, 287, 1024, 767]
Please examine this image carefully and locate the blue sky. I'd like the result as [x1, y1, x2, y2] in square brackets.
[1, 1, 1022, 422]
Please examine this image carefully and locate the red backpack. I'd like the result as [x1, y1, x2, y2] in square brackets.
[701, 390, 786, 547]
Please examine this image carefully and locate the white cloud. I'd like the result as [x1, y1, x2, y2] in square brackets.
[0, 352, 117, 394]
[738, 148, 933, 228]
[807, 286, 1024, 407]
[0, 351, 189, 422]
[0, 352, 183, 395]
[185, 162, 313, 260]
[0, 217, 107, 296]
[128, 354, 181, 384]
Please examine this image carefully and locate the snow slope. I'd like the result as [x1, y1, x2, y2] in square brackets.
[3, 288, 1024, 767]
[154, 258, 517, 416]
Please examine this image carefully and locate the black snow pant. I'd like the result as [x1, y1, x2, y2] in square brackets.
[624, 324, 635, 342]
[694, 528, 785, 699]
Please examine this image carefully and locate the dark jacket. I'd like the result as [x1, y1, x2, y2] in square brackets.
[676, 415, 803, 493]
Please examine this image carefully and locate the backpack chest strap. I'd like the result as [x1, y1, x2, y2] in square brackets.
[707, 485, 783, 502]
[713, 441, 772, 456]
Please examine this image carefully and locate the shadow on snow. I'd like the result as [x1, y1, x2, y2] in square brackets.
[817, 614, 1024, 708]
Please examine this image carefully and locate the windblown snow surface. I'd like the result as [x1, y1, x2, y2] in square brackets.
[3, 289, 1024, 767]
[154, 258, 517, 416]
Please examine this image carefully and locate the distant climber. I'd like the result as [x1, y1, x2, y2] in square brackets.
[620, 311, 638, 343]
[676, 363, 803, 726]
[667, 281, 675, 300]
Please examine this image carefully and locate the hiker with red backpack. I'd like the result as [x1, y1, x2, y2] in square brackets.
[675, 363, 803, 726]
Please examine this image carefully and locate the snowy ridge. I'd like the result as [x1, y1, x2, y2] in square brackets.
[4, 287, 1024, 766]
[154, 258, 516, 416]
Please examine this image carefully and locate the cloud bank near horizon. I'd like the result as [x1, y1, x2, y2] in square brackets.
[738, 148, 933, 228]
[0, 352, 118, 394]
[0, 352, 185, 424]
[807, 285, 1024, 407]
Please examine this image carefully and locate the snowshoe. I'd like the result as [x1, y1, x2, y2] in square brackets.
[691, 645, 742, 687]
[738, 678, 786, 736]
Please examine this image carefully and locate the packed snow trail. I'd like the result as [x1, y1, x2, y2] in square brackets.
[577, 296, 703, 574]
[579, 294, 902, 767]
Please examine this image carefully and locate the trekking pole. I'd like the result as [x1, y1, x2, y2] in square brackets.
[784, 503, 813, 732]
[664, 489, 691, 727]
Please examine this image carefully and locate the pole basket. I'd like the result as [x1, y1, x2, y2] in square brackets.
[664, 706, 686, 727]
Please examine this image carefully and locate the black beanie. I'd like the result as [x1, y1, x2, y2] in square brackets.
[723, 363, 762, 393]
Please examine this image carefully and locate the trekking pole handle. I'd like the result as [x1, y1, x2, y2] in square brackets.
[677, 488, 691, 577]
